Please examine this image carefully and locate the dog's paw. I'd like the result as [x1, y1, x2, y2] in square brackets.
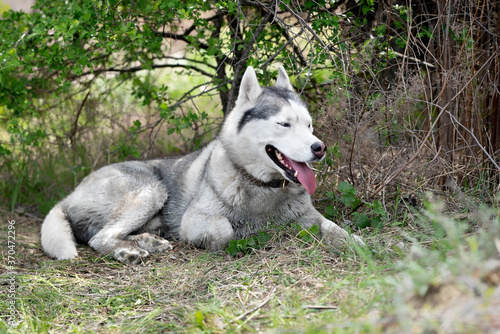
[322, 224, 364, 249]
[126, 233, 173, 253]
[114, 247, 149, 265]
[351, 234, 365, 246]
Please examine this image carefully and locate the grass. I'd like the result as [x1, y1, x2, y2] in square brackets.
[1, 200, 499, 333]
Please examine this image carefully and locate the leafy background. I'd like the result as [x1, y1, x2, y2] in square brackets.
[1, 0, 499, 213]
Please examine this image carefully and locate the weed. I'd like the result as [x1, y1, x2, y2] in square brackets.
[225, 231, 272, 256]
[325, 181, 388, 231]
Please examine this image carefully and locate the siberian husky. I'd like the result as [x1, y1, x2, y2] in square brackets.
[41, 66, 363, 264]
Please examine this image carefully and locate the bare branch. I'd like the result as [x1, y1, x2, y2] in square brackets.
[370, 51, 500, 197]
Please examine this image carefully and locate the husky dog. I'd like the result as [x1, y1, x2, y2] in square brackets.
[41, 66, 363, 264]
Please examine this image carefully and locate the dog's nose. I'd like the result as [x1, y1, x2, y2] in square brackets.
[311, 142, 326, 158]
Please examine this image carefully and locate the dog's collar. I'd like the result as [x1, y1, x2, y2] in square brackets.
[233, 164, 290, 190]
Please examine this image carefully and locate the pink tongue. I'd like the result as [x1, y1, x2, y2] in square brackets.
[289, 160, 317, 194]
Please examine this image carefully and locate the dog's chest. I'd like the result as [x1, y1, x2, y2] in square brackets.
[220, 188, 310, 237]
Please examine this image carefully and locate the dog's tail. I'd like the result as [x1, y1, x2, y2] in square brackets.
[41, 204, 78, 260]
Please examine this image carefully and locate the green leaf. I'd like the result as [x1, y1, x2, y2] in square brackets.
[341, 193, 358, 208]
[353, 213, 371, 229]
[309, 224, 320, 235]
[338, 182, 360, 208]
[226, 240, 239, 256]
[246, 237, 256, 246]
[371, 215, 383, 229]
[395, 37, 407, 48]
[338, 181, 356, 195]
[362, 4, 373, 15]
[237, 239, 248, 250]
[325, 206, 338, 218]
[297, 225, 319, 243]
[417, 25, 433, 39]
[297, 230, 313, 242]
[0, 144, 12, 156]
[257, 231, 271, 244]
[194, 310, 204, 328]
[371, 200, 387, 218]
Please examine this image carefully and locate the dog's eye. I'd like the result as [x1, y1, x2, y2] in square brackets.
[278, 122, 291, 128]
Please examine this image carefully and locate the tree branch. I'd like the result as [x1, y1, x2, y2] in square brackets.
[69, 90, 91, 147]
[226, 1, 275, 112]
[156, 30, 209, 50]
[77, 60, 215, 79]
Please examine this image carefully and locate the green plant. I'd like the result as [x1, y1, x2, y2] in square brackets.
[325, 181, 388, 230]
[225, 231, 272, 256]
[194, 309, 205, 329]
[294, 224, 320, 243]
[225, 224, 322, 256]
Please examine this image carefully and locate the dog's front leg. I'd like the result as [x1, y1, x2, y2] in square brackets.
[319, 217, 365, 248]
[299, 211, 364, 248]
[179, 211, 235, 250]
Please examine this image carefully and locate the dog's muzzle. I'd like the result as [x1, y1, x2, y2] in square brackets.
[311, 142, 326, 159]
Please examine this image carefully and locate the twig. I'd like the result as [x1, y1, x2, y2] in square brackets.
[392, 51, 436, 68]
[234, 287, 276, 322]
[304, 305, 338, 310]
[69, 90, 91, 147]
[13, 210, 43, 222]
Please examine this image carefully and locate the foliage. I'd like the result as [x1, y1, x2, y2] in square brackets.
[0, 0, 359, 209]
[225, 231, 272, 256]
[294, 224, 320, 243]
[1, 0, 499, 211]
[325, 181, 387, 230]
[225, 224, 321, 256]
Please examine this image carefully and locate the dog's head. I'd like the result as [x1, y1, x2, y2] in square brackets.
[221, 66, 326, 195]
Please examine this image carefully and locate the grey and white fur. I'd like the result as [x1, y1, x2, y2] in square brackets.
[41, 66, 363, 264]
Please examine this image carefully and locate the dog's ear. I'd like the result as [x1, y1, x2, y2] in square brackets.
[237, 67, 262, 105]
[275, 66, 294, 91]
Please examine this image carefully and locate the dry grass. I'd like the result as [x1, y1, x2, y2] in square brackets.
[1, 203, 500, 333]
[0, 210, 373, 333]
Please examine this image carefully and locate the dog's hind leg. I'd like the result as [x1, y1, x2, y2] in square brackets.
[87, 183, 170, 264]
[90, 227, 172, 265]
[110, 233, 172, 264]
[125, 233, 172, 253]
